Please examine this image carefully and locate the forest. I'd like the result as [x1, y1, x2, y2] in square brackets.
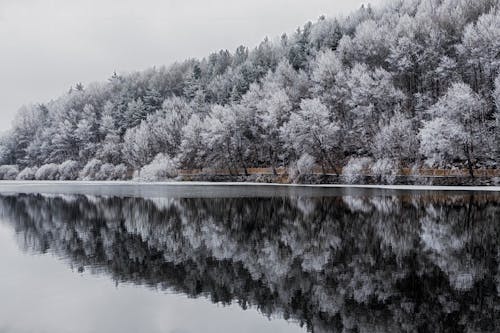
[0, 0, 499, 182]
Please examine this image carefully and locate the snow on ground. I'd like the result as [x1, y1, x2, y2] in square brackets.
[0, 180, 498, 192]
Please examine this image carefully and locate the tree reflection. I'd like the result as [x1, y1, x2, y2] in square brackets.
[0, 192, 499, 332]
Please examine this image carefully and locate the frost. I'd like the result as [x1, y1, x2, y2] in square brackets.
[35, 164, 60, 180]
[371, 159, 398, 185]
[79, 159, 102, 180]
[135, 154, 179, 182]
[59, 160, 80, 180]
[0, 0, 499, 179]
[16, 167, 38, 180]
[342, 158, 372, 184]
[0, 165, 19, 180]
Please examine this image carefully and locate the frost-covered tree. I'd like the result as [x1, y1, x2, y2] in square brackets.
[11, 104, 45, 166]
[257, 89, 292, 172]
[289, 153, 316, 183]
[96, 133, 122, 165]
[342, 157, 373, 184]
[458, 11, 500, 98]
[79, 159, 102, 180]
[135, 154, 179, 181]
[0, 134, 15, 166]
[494, 75, 500, 161]
[1, 0, 499, 179]
[343, 63, 405, 154]
[59, 160, 80, 181]
[50, 119, 79, 163]
[126, 99, 148, 128]
[338, 19, 391, 67]
[35, 164, 60, 180]
[371, 158, 399, 184]
[201, 105, 249, 173]
[310, 50, 346, 114]
[419, 118, 467, 168]
[310, 16, 343, 51]
[122, 122, 154, 171]
[147, 97, 193, 158]
[281, 99, 341, 173]
[179, 115, 206, 169]
[100, 101, 118, 137]
[0, 165, 19, 180]
[422, 83, 487, 175]
[16, 167, 38, 180]
[75, 104, 98, 162]
[95, 163, 116, 181]
[113, 164, 129, 180]
[373, 113, 416, 161]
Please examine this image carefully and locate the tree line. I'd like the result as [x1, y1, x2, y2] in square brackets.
[1, 0, 500, 180]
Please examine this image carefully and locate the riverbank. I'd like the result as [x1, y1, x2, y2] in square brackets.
[179, 173, 500, 187]
[0, 180, 499, 194]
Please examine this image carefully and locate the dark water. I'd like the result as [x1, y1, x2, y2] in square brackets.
[0, 187, 499, 333]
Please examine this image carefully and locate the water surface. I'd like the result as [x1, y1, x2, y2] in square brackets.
[0, 185, 499, 332]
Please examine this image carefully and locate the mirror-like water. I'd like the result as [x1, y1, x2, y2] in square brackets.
[0, 186, 499, 332]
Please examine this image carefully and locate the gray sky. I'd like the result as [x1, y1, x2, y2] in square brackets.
[0, 0, 381, 132]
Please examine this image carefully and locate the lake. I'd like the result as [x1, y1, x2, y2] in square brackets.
[0, 184, 499, 332]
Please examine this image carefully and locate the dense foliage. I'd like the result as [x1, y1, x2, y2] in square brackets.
[1, 0, 500, 179]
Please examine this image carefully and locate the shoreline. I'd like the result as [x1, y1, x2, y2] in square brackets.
[0, 180, 499, 192]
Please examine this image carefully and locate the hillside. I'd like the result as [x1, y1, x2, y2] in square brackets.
[1, 0, 499, 183]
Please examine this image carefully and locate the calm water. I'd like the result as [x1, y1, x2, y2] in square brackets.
[0, 185, 499, 333]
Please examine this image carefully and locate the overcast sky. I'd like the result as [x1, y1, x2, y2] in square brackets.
[0, 0, 382, 132]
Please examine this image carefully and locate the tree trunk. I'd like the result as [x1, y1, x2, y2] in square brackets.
[465, 144, 475, 179]
[269, 147, 277, 175]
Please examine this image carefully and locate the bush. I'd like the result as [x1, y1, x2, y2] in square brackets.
[113, 164, 129, 180]
[342, 157, 372, 184]
[79, 159, 103, 180]
[371, 158, 399, 184]
[16, 167, 38, 180]
[59, 160, 80, 180]
[0, 165, 19, 180]
[94, 163, 130, 180]
[35, 164, 60, 180]
[96, 163, 115, 180]
[135, 154, 178, 182]
[289, 153, 316, 183]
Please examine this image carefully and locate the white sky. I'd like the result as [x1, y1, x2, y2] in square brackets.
[0, 0, 382, 132]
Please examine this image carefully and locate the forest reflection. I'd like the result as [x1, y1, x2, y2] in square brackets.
[0, 192, 499, 333]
